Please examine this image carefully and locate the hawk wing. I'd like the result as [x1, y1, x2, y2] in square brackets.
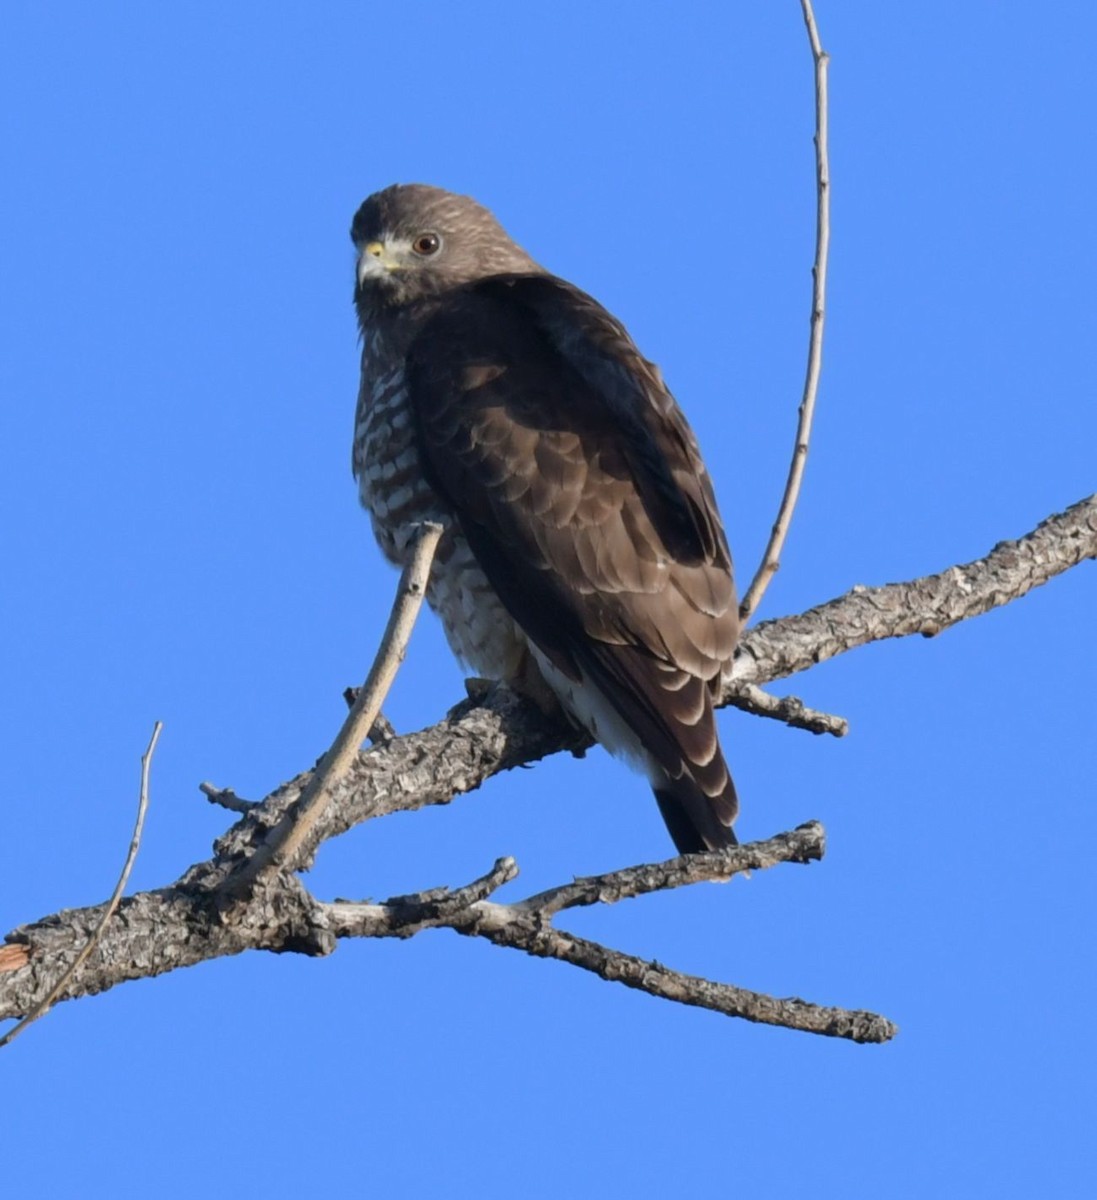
[406, 273, 740, 851]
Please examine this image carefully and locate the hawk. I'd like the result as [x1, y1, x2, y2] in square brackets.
[351, 184, 740, 853]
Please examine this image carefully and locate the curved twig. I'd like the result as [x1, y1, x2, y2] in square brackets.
[0, 722, 161, 1050]
[739, 0, 830, 623]
[222, 521, 443, 899]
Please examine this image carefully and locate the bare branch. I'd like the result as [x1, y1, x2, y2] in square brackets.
[319, 823, 894, 1044]
[517, 822, 825, 917]
[199, 782, 256, 813]
[732, 493, 1097, 687]
[223, 521, 443, 899]
[462, 920, 895, 1044]
[723, 683, 848, 737]
[739, 0, 831, 622]
[1, 496, 1089, 1038]
[2, 822, 888, 1043]
[323, 857, 519, 939]
[0, 722, 161, 1050]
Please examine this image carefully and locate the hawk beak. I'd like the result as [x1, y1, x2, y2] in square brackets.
[357, 240, 400, 287]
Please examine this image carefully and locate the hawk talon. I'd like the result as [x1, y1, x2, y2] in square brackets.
[463, 676, 496, 703]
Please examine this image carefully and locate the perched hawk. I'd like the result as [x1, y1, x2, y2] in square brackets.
[351, 184, 740, 853]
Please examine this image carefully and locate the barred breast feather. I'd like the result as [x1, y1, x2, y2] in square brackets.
[352, 328, 530, 680]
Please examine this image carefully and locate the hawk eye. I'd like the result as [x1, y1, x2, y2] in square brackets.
[412, 232, 441, 256]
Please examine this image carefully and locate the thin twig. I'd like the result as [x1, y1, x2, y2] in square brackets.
[222, 521, 444, 898]
[723, 682, 848, 737]
[0, 721, 162, 1050]
[382, 857, 519, 918]
[199, 783, 256, 814]
[739, 0, 830, 623]
[517, 822, 825, 916]
[324, 857, 519, 939]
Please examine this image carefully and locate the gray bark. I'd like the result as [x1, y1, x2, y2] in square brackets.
[1, 494, 1093, 1043]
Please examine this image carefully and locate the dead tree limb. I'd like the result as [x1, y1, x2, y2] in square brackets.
[732, 492, 1097, 686]
[1, 494, 1091, 1044]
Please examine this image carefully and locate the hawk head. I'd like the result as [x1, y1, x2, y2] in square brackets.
[351, 184, 538, 311]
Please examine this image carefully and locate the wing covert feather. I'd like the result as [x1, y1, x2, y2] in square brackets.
[407, 273, 738, 774]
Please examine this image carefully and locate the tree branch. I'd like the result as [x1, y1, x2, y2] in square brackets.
[460, 922, 895, 1045]
[732, 493, 1097, 686]
[2, 495, 1090, 1041]
[739, 0, 830, 622]
[723, 683, 848, 737]
[516, 822, 825, 916]
[324, 857, 520, 939]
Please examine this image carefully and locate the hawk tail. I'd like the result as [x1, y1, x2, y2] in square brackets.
[646, 677, 738, 854]
[528, 641, 739, 855]
[578, 648, 739, 854]
[652, 748, 739, 855]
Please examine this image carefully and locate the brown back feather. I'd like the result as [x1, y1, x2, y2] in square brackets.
[407, 274, 740, 844]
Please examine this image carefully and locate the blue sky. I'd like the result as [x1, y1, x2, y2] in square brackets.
[1, 3, 1094, 1196]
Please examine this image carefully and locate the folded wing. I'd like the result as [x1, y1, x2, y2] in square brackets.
[407, 273, 740, 851]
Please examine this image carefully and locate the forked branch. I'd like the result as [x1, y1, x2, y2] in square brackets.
[3, 493, 1090, 1045]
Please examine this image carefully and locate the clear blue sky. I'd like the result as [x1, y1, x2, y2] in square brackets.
[2, 3, 1094, 1196]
